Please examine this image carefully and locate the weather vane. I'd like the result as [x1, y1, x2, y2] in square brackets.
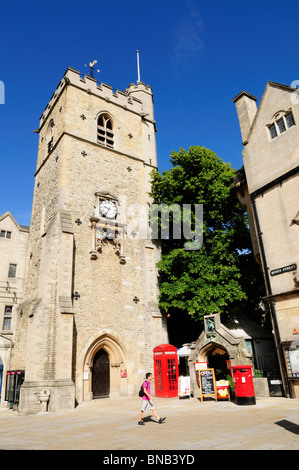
[85, 60, 100, 78]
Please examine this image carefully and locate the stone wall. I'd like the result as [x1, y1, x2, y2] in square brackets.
[0, 213, 29, 406]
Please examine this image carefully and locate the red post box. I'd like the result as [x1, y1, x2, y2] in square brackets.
[231, 365, 256, 405]
[153, 344, 178, 398]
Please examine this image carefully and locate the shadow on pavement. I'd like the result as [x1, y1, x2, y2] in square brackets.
[275, 419, 299, 435]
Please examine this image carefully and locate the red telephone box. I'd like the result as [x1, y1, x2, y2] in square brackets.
[153, 344, 178, 398]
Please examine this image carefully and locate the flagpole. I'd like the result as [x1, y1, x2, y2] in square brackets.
[136, 50, 141, 83]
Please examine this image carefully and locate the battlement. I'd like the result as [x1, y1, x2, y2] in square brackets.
[39, 67, 154, 128]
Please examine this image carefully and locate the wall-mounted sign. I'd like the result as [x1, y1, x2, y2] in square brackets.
[194, 362, 208, 370]
[270, 264, 297, 277]
[121, 369, 127, 378]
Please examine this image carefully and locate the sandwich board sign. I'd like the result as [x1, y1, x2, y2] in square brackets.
[196, 368, 217, 402]
[178, 376, 191, 399]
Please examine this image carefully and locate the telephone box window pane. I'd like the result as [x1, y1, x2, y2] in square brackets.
[155, 359, 163, 390]
[167, 358, 177, 390]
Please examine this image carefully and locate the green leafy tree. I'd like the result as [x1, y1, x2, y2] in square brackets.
[150, 146, 259, 342]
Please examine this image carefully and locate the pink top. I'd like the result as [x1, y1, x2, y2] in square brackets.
[142, 380, 150, 400]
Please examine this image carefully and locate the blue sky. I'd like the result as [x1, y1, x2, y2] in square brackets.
[0, 0, 298, 226]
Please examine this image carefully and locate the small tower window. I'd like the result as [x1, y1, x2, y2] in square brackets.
[97, 114, 114, 148]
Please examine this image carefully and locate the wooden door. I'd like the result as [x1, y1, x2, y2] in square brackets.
[92, 349, 110, 398]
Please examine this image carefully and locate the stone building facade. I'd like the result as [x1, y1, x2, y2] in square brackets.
[0, 213, 29, 406]
[1, 67, 168, 413]
[233, 82, 299, 398]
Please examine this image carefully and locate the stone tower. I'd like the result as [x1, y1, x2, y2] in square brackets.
[14, 67, 168, 414]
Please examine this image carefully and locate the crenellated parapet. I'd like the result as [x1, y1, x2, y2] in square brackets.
[39, 67, 154, 130]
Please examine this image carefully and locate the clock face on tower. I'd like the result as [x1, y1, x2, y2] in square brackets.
[99, 199, 117, 219]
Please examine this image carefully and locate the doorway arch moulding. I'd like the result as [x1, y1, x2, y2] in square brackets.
[78, 329, 128, 402]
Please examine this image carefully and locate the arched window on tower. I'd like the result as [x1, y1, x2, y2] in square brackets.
[97, 114, 114, 148]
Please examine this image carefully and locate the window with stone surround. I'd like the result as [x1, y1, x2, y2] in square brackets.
[0, 230, 11, 238]
[268, 110, 295, 140]
[97, 114, 114, 148]
[285, 111, 295, 128]
[3, 305, 12, 330]
[8, 263, 17, 278]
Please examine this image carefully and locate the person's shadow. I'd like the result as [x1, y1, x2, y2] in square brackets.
[143, 416, 159, 423]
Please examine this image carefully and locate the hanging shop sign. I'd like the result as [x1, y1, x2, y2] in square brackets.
[194, 361, 208, 370]
[270, 264, 297, 276]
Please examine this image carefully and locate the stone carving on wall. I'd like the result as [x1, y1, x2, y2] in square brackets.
[90, 217, 126, 263]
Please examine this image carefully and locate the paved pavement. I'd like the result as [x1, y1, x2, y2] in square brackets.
[0, 395, 298, 451]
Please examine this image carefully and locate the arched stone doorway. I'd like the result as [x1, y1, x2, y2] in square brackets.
[79, 330, 127, 402]
[200, 343, 230, 380]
